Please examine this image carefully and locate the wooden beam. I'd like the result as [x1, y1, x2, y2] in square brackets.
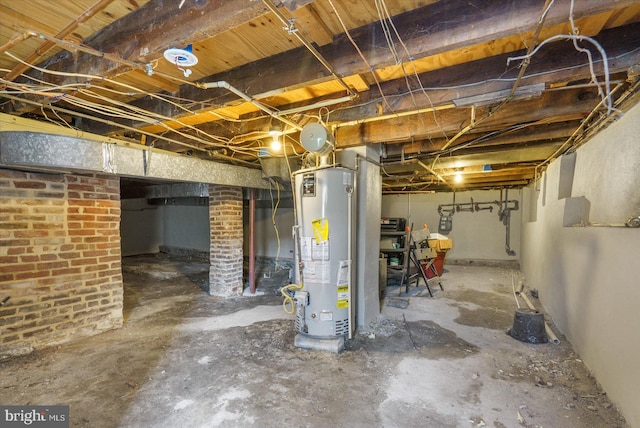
[327, 0, 635, 76]
[335, 88, 600, 146]
[75, 0, 636, 128]
[2, 0, 117, 83]
[33, 0, 268, 79]
[382, 179, 531, 192]
[383, 122, 579, 157]
[151, 20, 638, 143]
[330, 22, 640, 122]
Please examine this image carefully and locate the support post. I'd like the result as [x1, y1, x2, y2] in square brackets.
[249, 188, 256, 294]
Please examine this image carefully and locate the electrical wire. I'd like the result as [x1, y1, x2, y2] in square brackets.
[327, 0, 393, 112]
[324, 45, 639, 119]
[0, 66, 197, 118]
[279, 142, 304, 315]
[1, 52, 275, 156]
[2, 92, 218, 155]
[4, 52, 217, 127]
[269, 180, 283, 272]
[3, 52, 279, 152]
[535, 81, 626, 173]
[374, 0, 400, 64]
[261, 0, 354, 97]
[375, 0, 450, 145]
[40, 104, 75, 130]
[374, 0, 428, 135]
[2, 3, 630, 170]
[73, 87, 247, 149]
[507, 34, 612, 115]
[428, 1, 611, 172]
[568, 0, 611, 116]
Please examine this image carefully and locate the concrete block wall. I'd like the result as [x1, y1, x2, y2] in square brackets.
[208, 185, 243, 296]
[0, 169, 123, 357]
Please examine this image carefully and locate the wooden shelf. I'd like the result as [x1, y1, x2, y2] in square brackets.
[380, 231, 406, 236]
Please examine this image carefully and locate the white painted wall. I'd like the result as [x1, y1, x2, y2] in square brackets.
[120, 198, 163, 256]
[162, 205, 210, 251]
[382, 189, 522, 262]
[521, 102, 640, 427]
[249, 205, 295, 261]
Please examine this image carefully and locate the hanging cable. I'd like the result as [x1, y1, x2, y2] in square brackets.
[506, 34, 612, 116]
[374, 0, 401, 64]
[535, 81, 626, 175]
[261, 0, 355, 97]
[376, 0, 450, 145]
[269, 180, 282, 272]
[1, 93, 233, 157]
[0, 53, 277, 157]
[3, 52, 231, 145]
[323, 45, 639, 119]
[327, 0, 393, 112]
[568, 0, 610, 115]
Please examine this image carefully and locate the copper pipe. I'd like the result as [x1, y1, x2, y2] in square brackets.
[3, 0, 116, 82]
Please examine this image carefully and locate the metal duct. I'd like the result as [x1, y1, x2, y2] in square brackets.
[0, 129, 270, 190]
[145, 183, 209, 199]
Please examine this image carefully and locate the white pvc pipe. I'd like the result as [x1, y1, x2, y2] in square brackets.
[347, 187, 353, 340]
[201, 81, 302, 131]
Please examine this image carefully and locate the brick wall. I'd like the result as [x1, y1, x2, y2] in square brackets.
[208, 185, 243, 296]
[0, 169, 123, 357]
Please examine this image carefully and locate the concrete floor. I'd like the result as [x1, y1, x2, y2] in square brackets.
[0, 254, 627, 427]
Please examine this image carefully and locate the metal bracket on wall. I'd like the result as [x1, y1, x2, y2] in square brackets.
[625, 216, 640, 228]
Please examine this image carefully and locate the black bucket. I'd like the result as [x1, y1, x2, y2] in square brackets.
[508, 308, 548, 344]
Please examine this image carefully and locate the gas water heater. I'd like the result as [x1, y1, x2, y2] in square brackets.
[288, 166, 355, 343]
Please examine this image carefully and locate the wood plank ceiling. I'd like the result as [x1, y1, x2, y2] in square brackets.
[1, 0, 640, 192]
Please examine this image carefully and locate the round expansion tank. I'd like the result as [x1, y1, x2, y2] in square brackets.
[293, 167, 355, 338]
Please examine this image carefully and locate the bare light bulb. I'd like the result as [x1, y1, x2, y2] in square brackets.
[270, 138, 282, 152]
[454, 171, 463, 183]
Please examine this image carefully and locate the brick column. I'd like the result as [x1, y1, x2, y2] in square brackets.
[0, 169, 123, 357]
[208, 185, 243, 296]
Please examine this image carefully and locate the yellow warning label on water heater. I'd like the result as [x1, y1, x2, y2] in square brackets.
[337, 285, 349, 308]
[311, 218, 329, 242]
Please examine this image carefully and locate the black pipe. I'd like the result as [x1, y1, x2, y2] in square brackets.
[504, 189, 516, 256]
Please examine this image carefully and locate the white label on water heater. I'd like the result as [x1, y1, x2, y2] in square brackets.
[300, 237, 312, 261]
[311, 239, 330, 261]
[303, 260, 330, 284]
[320, 311, 333, 321]
[343, 172, 353, 186]
[337, 260, 350, 287]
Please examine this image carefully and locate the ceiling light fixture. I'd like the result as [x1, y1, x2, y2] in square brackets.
[163, 44, 198, 77]
[268, 126, 283, 137]
[454, 171, 464, 183]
